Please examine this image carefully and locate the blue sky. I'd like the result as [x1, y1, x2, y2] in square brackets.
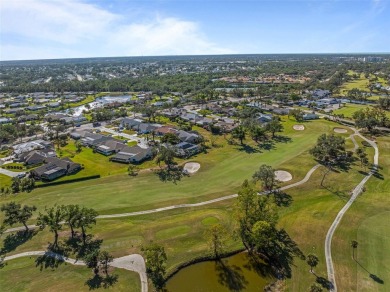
[1, 0, 389, 60]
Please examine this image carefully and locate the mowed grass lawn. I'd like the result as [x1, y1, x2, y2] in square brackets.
[0, 257, 141, 292]
[333, 104, 370, 118]
[333, 104, 390, 119]
[0, 120, 384, 291]
[331, 135, 390, 292]
[0, 118, 337, 217]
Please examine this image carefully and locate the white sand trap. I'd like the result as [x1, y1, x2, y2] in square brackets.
[275, 170, 292, 182]
[183, 162, 200, 174]
[334, 128, 348, 134]
[293, 125, 305, 131]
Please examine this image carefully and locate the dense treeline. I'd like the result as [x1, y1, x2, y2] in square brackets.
[1, 55, 388, 94]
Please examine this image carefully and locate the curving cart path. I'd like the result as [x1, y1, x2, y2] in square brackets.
[3, 251, 148, 292]
[4, 163, 321, 230]
[324, 129, 379, 291]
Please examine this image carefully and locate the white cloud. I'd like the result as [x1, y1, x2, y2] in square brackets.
[0, 0, 233, 60]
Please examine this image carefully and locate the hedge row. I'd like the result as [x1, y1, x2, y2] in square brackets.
[35, 175, 101, 188]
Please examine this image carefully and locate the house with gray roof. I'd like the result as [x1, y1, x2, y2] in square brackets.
[110, 145, 153, 163]
[30, 157, 81, 181]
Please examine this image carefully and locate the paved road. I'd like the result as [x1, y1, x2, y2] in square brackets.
[3, 251, 148, 292]
[0, 167, 25, 178]
[324, 129, 379, 291]
[98, 126, 149, 149]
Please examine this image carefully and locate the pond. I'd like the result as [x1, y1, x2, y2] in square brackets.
[68, 95, 132, 116]
[165, 252, 275, 292]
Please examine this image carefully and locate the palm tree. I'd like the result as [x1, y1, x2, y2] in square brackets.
[351, 240, 358, 260]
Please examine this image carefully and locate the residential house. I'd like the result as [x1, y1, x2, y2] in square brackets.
[154, 126, 177, 136]
[18, 114, 39, 122]
[312, 89, 331, 99]
[13, 140, 53, 156]
[303, 113, 319, 120]
[177, 130, 201, 144]
[135, 123, 160, 134]
[95, 139, 127, 156]
[120, 117, 143, 129]
[26, 105, 46, 111]
[180, 112, 202, 123]
[30, 157, 81, 181]
[15, 148, 57, 166]
[175, 142, 201, 158]
[110, 145, 153, 163]
[257, 114, 273, 124]
[272, 108, 291, 115]
[0, 117, 12, 124]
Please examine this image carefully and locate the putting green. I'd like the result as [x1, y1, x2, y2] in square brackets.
[201, 216, 220, 226]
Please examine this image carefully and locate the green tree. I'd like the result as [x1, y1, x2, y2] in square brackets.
[142, 243, 167, 290]
[251, 220, 276, 252]
[351, 240, 358, 260]
[235, 180, 278, 251]
[74, 140, 83, 153]
[75, 207, 98, 246]
[356, 147, 369, 170]
[231, 125, 246, 144]
[252, 164, 278, 192]
[309, 134, 346, 186]
[353, 107, 388, 133]
[1, 202, 37, 233]
[10, 177, 20, 193]
[250, 126, 267, 143]
[265, 117, 283, 138]
[160, 132, 180, 145]
[19, 177, 35, 193]
[37, 205, 65, 249]
[61, 204, 80, 239]
[156, 145, 176, 170]
[83, 249, 100, 275]
[306, 253, 319, 273]
[127, 164, 139, 176]
[99, 250, 114, 275]
[309, 283, 323, 292]
[290, 108, 304, 122]
[205, 224, 227, 259]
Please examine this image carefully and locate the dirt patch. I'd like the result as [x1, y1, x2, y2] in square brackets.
[334, 127, 348, 133]
[183, 162, 200, 174]
[275, 170, 292, 182]
[293, 124, 305, 131]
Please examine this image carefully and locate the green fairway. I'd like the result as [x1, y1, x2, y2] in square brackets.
[1, 119, 387, 292]
[0, 119, 335, 217]
[333, 104, 390, 119]
[0, 257, 141, 292]
[330, 135, 390, 292]
[356, 212, 390, 291]
[333, 104, 370, 118]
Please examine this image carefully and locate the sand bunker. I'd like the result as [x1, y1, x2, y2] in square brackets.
[275, 170, 292, 182]
[334, 128, 348, 134]
[183, 162, 200, 174]
[293, 125, 305, 131]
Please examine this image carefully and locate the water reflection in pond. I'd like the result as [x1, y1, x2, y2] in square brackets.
[166, 252, 275, 292]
